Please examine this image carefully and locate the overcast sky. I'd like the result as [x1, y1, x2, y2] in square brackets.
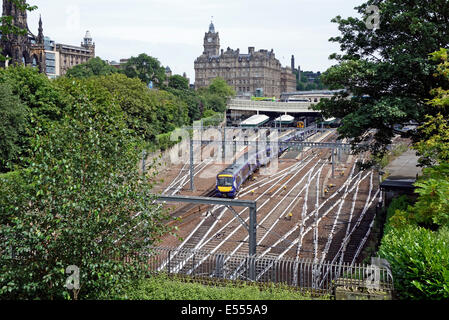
[27, 0, 364, 82]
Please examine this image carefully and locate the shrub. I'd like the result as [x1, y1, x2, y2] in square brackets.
[378, 225, 449, 300]
[116, 274, 328, 300]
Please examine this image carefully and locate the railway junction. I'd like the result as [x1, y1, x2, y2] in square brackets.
[146, 121, 392, 294]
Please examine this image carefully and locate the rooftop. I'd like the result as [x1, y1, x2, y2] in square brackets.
[240, 114, 270, 126]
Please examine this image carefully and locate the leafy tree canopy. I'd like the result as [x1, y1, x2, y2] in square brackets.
[197, 77, 235, 113]
[65, 57, 118, 79]
[168, 75, 189, 90]
[0, 78, 173, 299]
[316, 0, 449, 160]
[58, 73, 190, 142]
[121, 53, 166, 88]
[0, 83, 27, 172]
[0, 66, 69, 170]
[207, 77, 236, 98]
[414, 48, 449, 167]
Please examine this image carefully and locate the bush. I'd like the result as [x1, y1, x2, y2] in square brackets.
[156, 132, 181, 152]
[116, 274, 328, 300]
[378, 225, 449, 300]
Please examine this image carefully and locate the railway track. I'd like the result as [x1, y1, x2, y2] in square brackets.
[170, 131, 337, 275]
[156, 128, 383, 289]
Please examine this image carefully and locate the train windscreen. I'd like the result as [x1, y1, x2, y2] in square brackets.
[217, 176, 233, 186]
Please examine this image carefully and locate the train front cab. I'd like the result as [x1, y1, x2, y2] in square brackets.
[216, 174, 236, 198]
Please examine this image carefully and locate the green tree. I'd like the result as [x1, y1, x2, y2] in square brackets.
[197, 77, 235, 113]
[0, 83, 26, 172]
[65, 57, 117, 79]
[389, 50, 449, 230]
[61, 73, 190, 143]
[0, 66, 68, 169]
[0, 66, 68, 124]
[166, 87, 202, 123]
[168, 75, 189, 90]
[207, 77, 235, 98]
[316, 0, 449, 160]
[121, 53, 166, 88]
[414, 49, 449, 167]
[0, 79, 173, 300]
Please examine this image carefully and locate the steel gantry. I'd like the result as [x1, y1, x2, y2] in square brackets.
[154, 195, 258, 280]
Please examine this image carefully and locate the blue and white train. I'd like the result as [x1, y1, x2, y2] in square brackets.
[216, 128, 314, 198]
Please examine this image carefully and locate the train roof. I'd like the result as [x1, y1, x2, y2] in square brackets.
[218, 150, 260, 177]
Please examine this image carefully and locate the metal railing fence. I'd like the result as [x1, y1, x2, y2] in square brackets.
[145, 247, 394, 296]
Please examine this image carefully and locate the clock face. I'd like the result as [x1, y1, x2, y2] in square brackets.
[208, 37, 212, 43]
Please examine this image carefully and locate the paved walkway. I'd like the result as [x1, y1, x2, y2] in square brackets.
[385, 149, 422, 180]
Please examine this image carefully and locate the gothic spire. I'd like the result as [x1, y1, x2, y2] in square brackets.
[37, 14, 44, 44]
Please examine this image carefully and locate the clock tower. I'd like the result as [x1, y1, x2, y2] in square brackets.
[203, 21, 220, 56]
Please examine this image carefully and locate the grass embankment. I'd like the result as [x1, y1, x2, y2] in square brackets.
[117, 274, 331, 300]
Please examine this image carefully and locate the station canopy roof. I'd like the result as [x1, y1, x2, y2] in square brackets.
[240, 114, 270, 127]
[274, 115, 295, 123]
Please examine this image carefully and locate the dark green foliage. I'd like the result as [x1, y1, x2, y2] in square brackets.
[316, 0, 449, 160]
[378, 225, 449, 300]
[156, 132, 181, 152]
[0, 80, 174, 300]
[65, 57, 118, 79]
[0, 169, 32, 225]
[207, 77, 235, 98]
[0, 66, 69, 170]
[57, 74, 189, 143]
[378, 192, 449, 300]
[0, 83, 26, 172]
[412, 164, 449, 228]
[168, 75, 189, 90]
[166, 87, 202, 122]
[389, 165, 449, 230]
[197, 77, 235, 114]
[295, 70, 328, 91]
[121, 53, 166, 87]
[0, 66, 68, 122]
[203, 93, 227, 113]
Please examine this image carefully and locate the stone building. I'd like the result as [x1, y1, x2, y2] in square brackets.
[56, 31, 95, 76]
[281, 67, 297, 94]
[0, 0, 46, 73]
[1, 1, 95, 78]
[194, 22, 296, 98]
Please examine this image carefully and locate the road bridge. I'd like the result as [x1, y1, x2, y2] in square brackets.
[227, 99, 318, 114]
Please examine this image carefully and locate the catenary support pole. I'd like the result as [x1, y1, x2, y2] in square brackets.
[190, 137, 194, 191]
